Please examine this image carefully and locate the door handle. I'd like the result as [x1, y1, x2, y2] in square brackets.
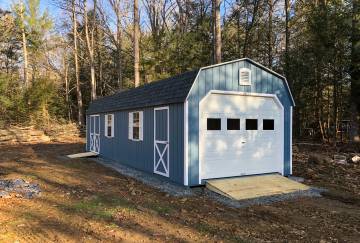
[241, 141, 246, 144]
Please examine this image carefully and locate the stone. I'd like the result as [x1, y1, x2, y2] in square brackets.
[23, 191, 34, 199]
[13, 179, 26, 187]
[334, 154, 347, 164]
[180, 198, 187, 203]
[308, 154, 332, 165]
[351, 155, 360, 163]
[0, 179, 41, 199]
[0, 191, 11, 198]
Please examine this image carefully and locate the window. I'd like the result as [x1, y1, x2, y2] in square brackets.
[129, 111, 143, 141]
[105, 114, 114, 137]
[227, 119, 240, 130]
[246, 119, 258, 130]
[207, 118, 221, 130]
[239, 68, 251, 86]
[263, 119, 274, 130]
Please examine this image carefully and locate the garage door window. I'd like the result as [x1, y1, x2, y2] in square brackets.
[263, 119, 274, 130]
[227, 119, 240, 130]
[207, 118, 221, 130]
[246, 119, 258, 130]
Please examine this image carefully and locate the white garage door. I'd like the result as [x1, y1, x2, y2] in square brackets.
[199, 92, 284, 180]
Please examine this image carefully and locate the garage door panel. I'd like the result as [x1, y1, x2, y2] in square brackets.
[200, 93, 284, 180]
[202, 95, 281, 116]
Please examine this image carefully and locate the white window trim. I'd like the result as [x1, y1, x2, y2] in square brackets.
[104, 114, 114, 138]
[239, 68, 251, 86]
[128, 111, 143, 141]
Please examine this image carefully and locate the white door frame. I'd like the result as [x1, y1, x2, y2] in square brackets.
[153, 106, 170, 177]
[89, 114, 100, 154]
[198, 90, 284, 184]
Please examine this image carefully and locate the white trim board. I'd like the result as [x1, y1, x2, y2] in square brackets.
[184, 100, 189, 186]
[290, 106, 293, 175]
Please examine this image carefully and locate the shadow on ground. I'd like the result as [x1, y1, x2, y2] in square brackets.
[0, 142, 359, 242]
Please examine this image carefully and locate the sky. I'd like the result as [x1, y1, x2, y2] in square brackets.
[0, 0, 233, 24]
[0, 0, 60, 16]
[0, 0, 256, 32]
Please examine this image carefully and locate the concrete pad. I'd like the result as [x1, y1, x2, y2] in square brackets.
[67, 152, 98, 159]
[206, 174, 310, 200]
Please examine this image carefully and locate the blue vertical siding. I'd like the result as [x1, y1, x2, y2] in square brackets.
[86, 103, 184, 184]
[187, 60, 294, 186]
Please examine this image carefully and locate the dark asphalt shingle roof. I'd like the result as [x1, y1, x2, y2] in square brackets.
[87, 69, 199, 114]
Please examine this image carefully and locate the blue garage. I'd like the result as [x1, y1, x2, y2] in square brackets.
[86, 58, 295, 186]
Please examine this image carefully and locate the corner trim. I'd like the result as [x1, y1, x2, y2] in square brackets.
[184, 100, 189, 186]
[290, 106, 293, 175]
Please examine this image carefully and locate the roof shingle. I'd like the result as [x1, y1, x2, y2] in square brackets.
[87, 69, 199, 114]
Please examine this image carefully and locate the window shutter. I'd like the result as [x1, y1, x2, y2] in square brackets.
[105, 115, 108, 137]
[111, 114, 114, 137]
[128, 112, 133, 139]
[139, 111, 143, 141]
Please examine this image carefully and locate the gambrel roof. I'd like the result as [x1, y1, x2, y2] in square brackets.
[87, 69, 199, 114]
[87, 58, 294, 115]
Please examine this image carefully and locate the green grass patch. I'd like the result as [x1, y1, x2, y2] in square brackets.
[63, 194, 134, 220]
[145, 202, 174, 215]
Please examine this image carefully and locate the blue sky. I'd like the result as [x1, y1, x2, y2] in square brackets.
[0, 0, 232, 17]
[0, 0, 59, 14]
[0, 0, 238, 29]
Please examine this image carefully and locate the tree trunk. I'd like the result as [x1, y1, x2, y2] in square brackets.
[236, 0, 241, 57]
[285, 0, 290, 83]
[115, 0, 122, 89]
[350, 0, 359, 142]
[63, 56, 70, 121]
[213, 0, 221, 64]
[267, 0, 273, 68]
[72, 0, 83, 126]
[20, 1, 29, 88]
[134, 0, 140, 87]
[84, 0, 97, 101]
[243, 0, 259, 58]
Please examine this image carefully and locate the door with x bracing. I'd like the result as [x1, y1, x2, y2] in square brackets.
[154, 107, 169, 177]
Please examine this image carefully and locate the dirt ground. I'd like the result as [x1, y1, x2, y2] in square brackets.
[0, 140, 359, 242]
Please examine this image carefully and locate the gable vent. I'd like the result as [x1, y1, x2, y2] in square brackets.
[239, 68, 251, 86]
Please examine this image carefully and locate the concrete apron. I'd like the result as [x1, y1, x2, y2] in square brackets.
[206, 174, 310, 201]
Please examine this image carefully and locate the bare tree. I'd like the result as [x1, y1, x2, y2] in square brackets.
[284, 0, 290, 82]
[109, 0, 123, 89]
[83, 0, 97, 100]
[243, 0, 260, 57]
[19, 1, 29, 87]
[267, 0, 278, 68]
[72, 0, 83, 125]
[63, 54, 71, 120]
[213, 0, 221, 63]
[134, 0, 140, 87]
[350, 0, 359, 142]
